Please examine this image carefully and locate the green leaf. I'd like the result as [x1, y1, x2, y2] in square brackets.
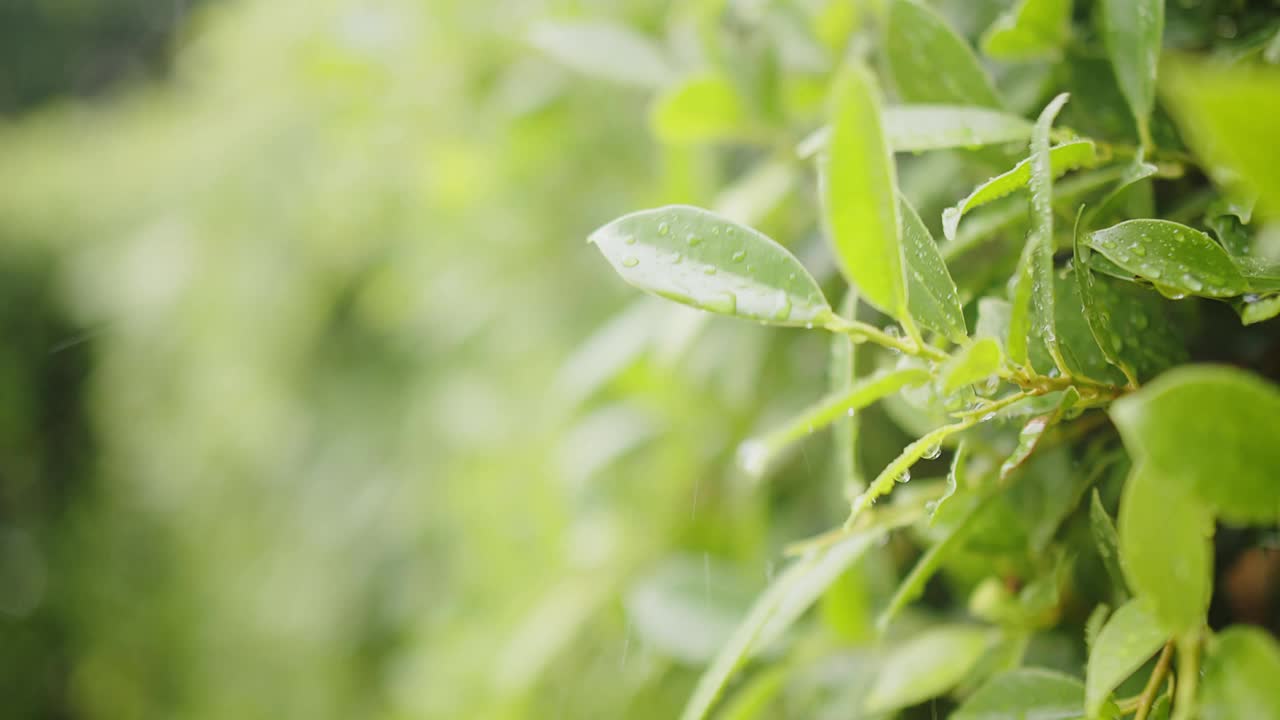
[886, 0, 1002, 108]
[589, 205, 832, 326]
[651, 74, 752, 145]
[1117, 462, 1212, 635]
[1085, 599, 1166, 718]
[1238, 255, 1280, 294]
[1046, 269, 1128, 386]
[1111, 365, 1280, 525]
[1200, 626, 1280, 720]
[681, 527, 893, 720]
[863, 625, 994, 714]
[1237, 293, 1280, 325]
[1089, 490, 1128, 600]
[1163, 61, 1280, 216]
[627, 556, 755, 664]
[953, 668, 1093, 720]
[528, 20, 672, 89]
[1099, 0, 1164, 147]
[830, 290, 864, 495]
[797, 106, 1034, 158]
[737, 367, 931, 479]
[901, 196, 966, 342]
[1085, 220, 1248, 298]
[981, 0, 1072, 61]
[823, 63, 908, 322]
[943, 140, 1099, 243]
[941, 338, 1003, 395]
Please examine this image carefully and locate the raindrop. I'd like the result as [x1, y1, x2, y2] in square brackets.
[657, 222, 670, 237]
[1132, 245, 1147, 257]
[1182, 274, 1203, 292]
[846, 408, 856, 417]
[622, 256, 639, 268]
[981, 412, 997, 422]
[1133, 313, 1149, 330]
[731, 250, 747, 263]
[671, 252, 683, 264]
[623, 235, 637, 245]
[738, 440, 769, 477]
[1141, 264, 1163, 279]
[1101, 240, 1117, 250]
[922, 444, 942, 460]
[804, 322, 814, 329]
[687, 234, 703, 247]
[704, 266, 717, 276]
[896, 469, 912, 484]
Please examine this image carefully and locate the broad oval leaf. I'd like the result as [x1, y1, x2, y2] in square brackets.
[901, 196, 966, 342]
[797, 106, 1033, 158]
[981, 0, 1073, 62]
[1200, 626, 1280, 720]
[1086, 219, 1248, 297]
[528, 20, 672, 89]
[1117, 462, 1212, 634]
[589, 205, 832, 326]
[651, 74, 752, 145]
[886, 0, 1002, 108]
[1099, 0, 1163, 147]
[943, 141, 1099, 243]
[863, 625, 994, 714]
[1111, 365, 1280, 524]
[823, 63, 907, 321]
[953, 668, 1094, 720]
[1085, 599, 1166, 718]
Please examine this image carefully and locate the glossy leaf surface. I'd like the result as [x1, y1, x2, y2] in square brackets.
[1085, 599, 1165, 717]
[981, 0, 1072, 61]
[886, 0, 1001, 107]
[1085, 219, 1248, 298]
[901, 196, 965, 342]
[798, 106, 1033, 158]
[1100, 0, 1163, 146]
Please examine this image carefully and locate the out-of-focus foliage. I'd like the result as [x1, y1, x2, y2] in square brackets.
[2, 1, 1280, 719]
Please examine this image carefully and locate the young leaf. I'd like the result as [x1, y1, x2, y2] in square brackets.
[1110, 365, 1280, 524]
[528, 20, 672, 89]
[823, 63, 908, 323]
[981, 0, 1072, 62]
[737, 367, 931, 479]
[651, 74, 752, 144]
[1099, 0, 1164, 147]
[942, 140, 1099, 243]
[1117, 462, 1212, 635]
[886, 0, 1002, 108]
[953, 669, 1094, 720]
[797, 106, 1033, 158]
[681, 527, 894, 720]
[1200, 626, 1280, 720]
[1089, 490, 1128, 600]
[1085, 599, 1166, 718]
[863, 625, 994, 714]
[901, 196, 966, 343]
[1085, 219, 1249, 298]
[589, 205, 832, 326]
[941, 338, 1002, 395]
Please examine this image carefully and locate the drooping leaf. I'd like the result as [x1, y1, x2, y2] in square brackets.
[651, 74, 753, 145]
[1099, 0, 1164, 147]
[1111, 365, 1280, 524]
[942, 140, 1099, 243]
[1117, 462, 1213, 635]
[952, 668, 1096, 720]
[528, 20, 672, 89]
[1200, 626, 1280, 720]
[1085, 219, 1249, 298]
[797, 105, 1033, 158]
[886, 0, 1002, 108]
[941, 338, 1003, 395]
[589, 205, 832, 326]
[823, 63, 908, 322]
[901, 196, 966, 343]
[981, 0, 1073, 61]
[1085, 599, 1166, 718]
[863, 625, 994, 714]
[1089, 490, 1128, 600]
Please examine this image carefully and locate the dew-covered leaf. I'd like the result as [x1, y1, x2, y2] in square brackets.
[981, 0, 1072, 61]
[1043, 269, 1128, 386]
[1200, 626, 1280, 720]
[823, 63, 908, 321]
[1085, 599, 1166, 718]
[943, 140, 1099, 243]
[941, 338, 1002, 395]
[1085, 219, 1248, 298]
[1236, 293, 1280, 325]
[1117, 462, 1212, 635]
[1099, 0, 1163, 147]
[863, 625, 994, 714]
[529, 20, 672, 89]
[953, 668, 1093, 720]
[651, 74, 752, 145]
[1111, 365, 1280, 525]
[798, 105, 1033, 158]
[1237, 255, 1280, 294]
[1090, 490, 1128, 600]
[886, 0, 1002, 108]
[589, 205, 831, 326]
[901, 196, 966, 343]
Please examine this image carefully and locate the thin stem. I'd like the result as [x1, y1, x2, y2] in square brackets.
[952, 389, 1039, 419]
[1135, 642, 1175, 720]
[824, 315, 949, 362]
[1171, 633, 1202, 720]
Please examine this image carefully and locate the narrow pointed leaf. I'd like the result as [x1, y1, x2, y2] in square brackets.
[901, 196, 966, 342]
[1090, 490, 1129, 599]
[1200, 627, 1280, 720]
[1085, 219, 1248, 297]
[529, 21, 672, 89]
[1085, 599, 1166, 718]
[589, 205, 831, 326]
[943, 140, 1098, 243]
[823, 63, 907, 320]
[981, 0, 1073, 61]
[886, 0, 1002, 107]
[864, 625, 993, 714]
[1099, 0, 1163, 146]
[798, 106, 1034, 158]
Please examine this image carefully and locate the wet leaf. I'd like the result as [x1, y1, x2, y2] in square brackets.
[1085, 599, 1166, 717]
[886, 0, 1002, 107]
[1089, 490, 1128, 600]
[863, 625, 993, 713]
[981, 0, 1073, 61]
[1236, 293, 1280, 325]
[941, 338, 1002, 395]
[901, 196, 966, 343]
[1200, 626, 1280, 720]
[1099, 0, 1163, 146]
[1085, 219, 1248, 298]
[953, 668, 1095, 720]
[798, 106, 1033, 158]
